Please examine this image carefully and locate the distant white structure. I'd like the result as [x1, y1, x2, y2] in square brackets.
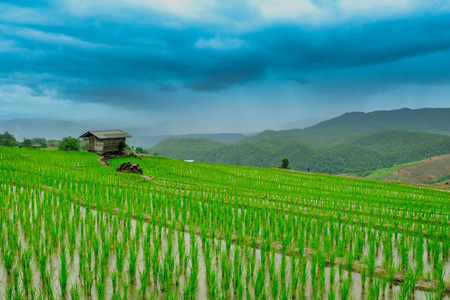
[184, 160, 194, 162]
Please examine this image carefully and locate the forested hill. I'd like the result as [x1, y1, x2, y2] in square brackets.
[242, 107, 450, 146]
[149, 130, 450, 176]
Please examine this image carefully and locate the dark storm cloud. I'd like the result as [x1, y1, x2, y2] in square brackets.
[249, 14, 450, 72]
[1, 1, 450, 111]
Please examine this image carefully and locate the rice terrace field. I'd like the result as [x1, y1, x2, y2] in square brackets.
[1, 146, 450, 299]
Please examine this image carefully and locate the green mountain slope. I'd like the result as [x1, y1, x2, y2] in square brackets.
[149, 130, 450, 176]
[241, 107, 450, 146]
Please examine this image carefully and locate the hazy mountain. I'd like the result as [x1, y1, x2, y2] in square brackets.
[0, 118, 249, 146]
[129, 133, 247, 148]
[0, 119, 90, 140]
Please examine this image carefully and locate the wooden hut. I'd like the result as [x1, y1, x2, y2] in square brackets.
[79, 130, 132, 154]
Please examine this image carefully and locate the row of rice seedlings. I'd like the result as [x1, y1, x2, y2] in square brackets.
[1, 146, 450, 298]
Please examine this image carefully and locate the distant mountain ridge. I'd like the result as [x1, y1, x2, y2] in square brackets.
[242, 107, 450, 146]
[149, 107, 450, 176]
[2, 107, 450, 151]
[312, 107, 450, 131]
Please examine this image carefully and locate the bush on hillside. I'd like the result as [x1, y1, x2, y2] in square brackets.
[59, 137, 80, 151]
[1, 139, 14, 147]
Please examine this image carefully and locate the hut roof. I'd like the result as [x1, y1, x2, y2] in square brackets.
[79, 129, 132, 139]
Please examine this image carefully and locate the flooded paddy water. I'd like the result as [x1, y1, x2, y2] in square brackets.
[1, 148, 450, 300]
[1, 185, 449, 299]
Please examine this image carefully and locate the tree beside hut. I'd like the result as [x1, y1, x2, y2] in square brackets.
[79, 130, 132, 154]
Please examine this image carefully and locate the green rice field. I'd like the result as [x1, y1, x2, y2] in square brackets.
[0, 146, 449, 299]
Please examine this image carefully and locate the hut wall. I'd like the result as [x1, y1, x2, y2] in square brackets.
[102, 138, 125, 152]
[84, 137, 126, 153]
[86, 137, 96, 152]
[93, 139, 104, 152]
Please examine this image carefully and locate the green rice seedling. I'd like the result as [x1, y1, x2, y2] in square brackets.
[101, 239, 111, 268]
[380, 277, 387, 297]
[59, 244, 69, 293]
[299, 259, 309, 295]
[268, 251, 276, 281]
[96, 277, 106, 300]
[159, 258, 170, 292]
[111, 270, 119, 294]
[78, 242, 86, 275]
[233, 248, 243, 293]
[6, 284, 14, 300]
[13, 267, 20, 297]
[400, 243, 409, 271]
[426, 283, 446, 300]
[280, 249, 287, 289]
[83, 267, 94, 296]
[236, 277, 245, 300]
[116, 243, 125, 275]
[432, 260, 445, 292]
[290, 260, 299, 297]
[221, 258, 231, 297]
[128, 242, 138, 283]
[367, 279, 380, 300]
[20, 247, 33, 295]
[111, 290, 121, 300]
[206, 268, 219, 299]
[329, 264, 336, 288]
[44, 269, 55, 300]
[431, 239, 441, 267]
[327, 286, 335, 300]
[246, 251, 255, 286]
[122, 280, 130, 300]
[398, 267, 418, 299]
[69, 282, 82, 300]
[315, 268, 326, 299]
[87, 248, 93, 272]
[254, 265, 266, 300]
[346, 252, 354, 279]
[340, 277, 351, 300]
[271, 272, 279, 300]
[3, 247, 14, 275]
[310, 253, 317, 289]
[442, 238, 450, 258]
[360, 265, 367, 288]
[187, 243, 200, 299]
[337, 260, 344, 280]
[99, 259, 107, 284]
[416, 241, 424, 275]
[386, 259, 396, 287]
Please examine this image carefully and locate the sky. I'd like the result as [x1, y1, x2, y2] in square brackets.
[1, 0, 450, 135]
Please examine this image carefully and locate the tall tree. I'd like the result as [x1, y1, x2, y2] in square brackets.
[279, 158, 290, 169]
